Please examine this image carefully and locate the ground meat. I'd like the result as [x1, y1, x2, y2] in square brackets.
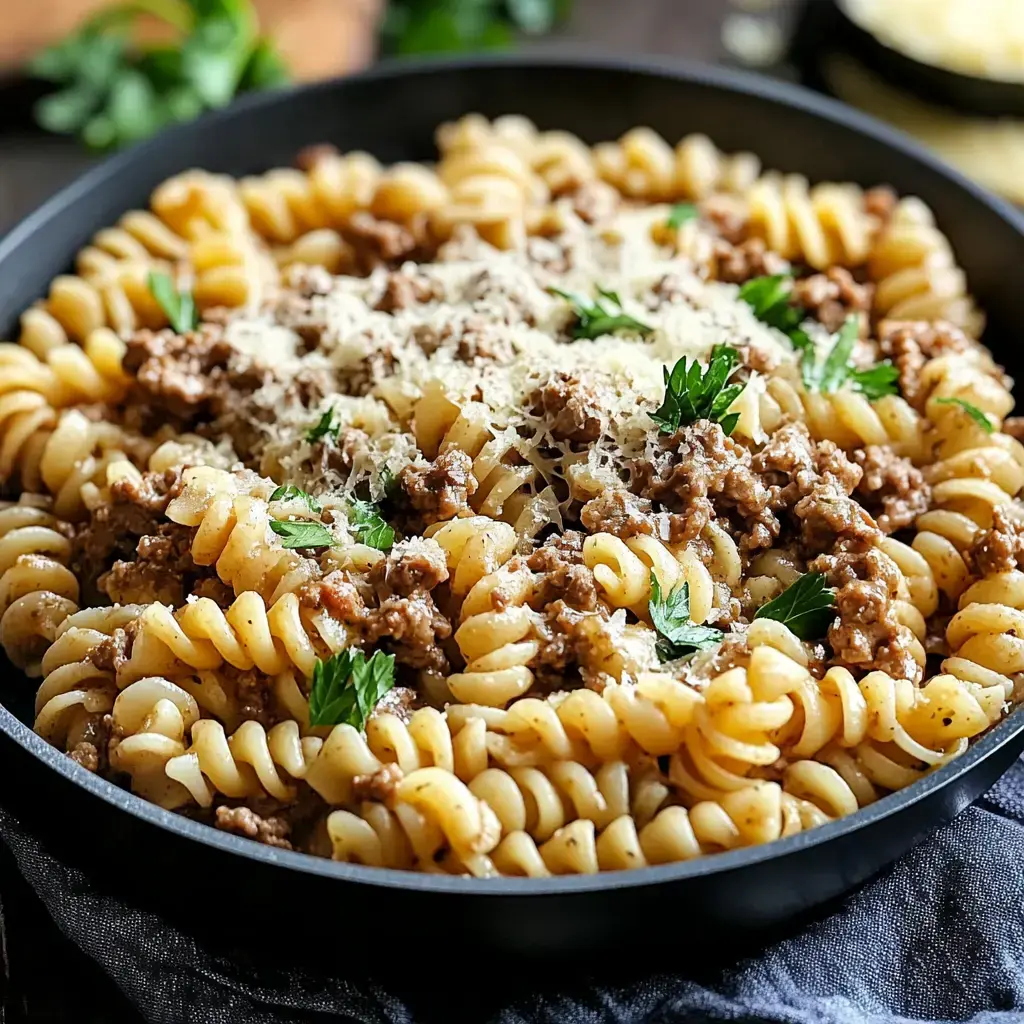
[214, 806, 293, 850]
[810, 549, 921, 683]
[527, 531, 586, 570]
[637, 420, 776, 551]
[371, 538, 449, 597]
[1003, 417, 1024, 442]
[530, 600, 614, 691]
[701, 194, 748, 245]
[791, 267, 873, 335]
[362, 595, 452, 674]
[191, 576, 235, 607]
[303, 571, 453, 678]
[454, 318, 515, 365]
[864, 185, 898, 223]
[712, 237, 789, 285]
[293, 142, 339, 172]
[526, 536, 599, 613]
[970, 503, 1024, 576]
[123, 327, 269, 430]
[372, 686, 420, 724]
[99, 523, 200, 605]
[309, 427, 372, 482]
[530, 372, 603, 445]
[567, 180, 620, 224]
[399, 449, 477, 526]
[286, 364, 340, 408]
[876, 320, 989, 410]
[579, 490, 658, 540]
[734, 343, 781, 377]
[68, 742, 100, 773]
[88, 625, 134, 675]
[231, 668, 274, 727]
[346, 211, 420, 269]
[67, 714, 112, 773]
[373, 268, 442, 313]
[854, 446, 931, 534]
[351, 762, 404, 804]
[71, 469, 183, 603]
[794, 483, 880, 553]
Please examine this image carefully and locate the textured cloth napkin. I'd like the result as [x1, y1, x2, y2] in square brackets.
[3, 757, 1024, 1024]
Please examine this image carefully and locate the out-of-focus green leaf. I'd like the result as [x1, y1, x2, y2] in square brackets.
[29, 0, 287, 150]
[35, 86, 99, 134]
[506, 0, 557, 34]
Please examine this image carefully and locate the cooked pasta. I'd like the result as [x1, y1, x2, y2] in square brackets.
[5, 115, 1018, 879]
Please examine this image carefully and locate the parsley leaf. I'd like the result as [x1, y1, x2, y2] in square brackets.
[738, 274, 815, 360]
[549, 286, 653, 340]
[305, 407, 340, 445]
[753, 573, 836, 641]
[348, 499, 395, 551]
[651, 345, 745, 436]
[269, 520, 335, 550]
[308, 649, 396, 730]
[30, 0, 288, 151]
[802, 317, 899, 399]
[666, 203, 698, 230]
[147, 271, 198, 334]
[649, 574, 724, 662]
[269, 484, 322, 514]
[848, 363, 901, 401]
[934, 397, 994, 434]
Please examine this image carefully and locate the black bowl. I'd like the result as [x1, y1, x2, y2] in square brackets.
[2, 55, 1024, 956]
[826, 0, 1024, 118]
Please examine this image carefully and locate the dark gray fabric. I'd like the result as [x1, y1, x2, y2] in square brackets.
[3, 759, 1024, 1024]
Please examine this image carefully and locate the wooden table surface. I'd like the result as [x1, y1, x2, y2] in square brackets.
[0, 2, 803, 1022]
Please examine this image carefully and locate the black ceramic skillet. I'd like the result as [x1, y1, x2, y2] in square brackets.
[2, 56, 1024, 958]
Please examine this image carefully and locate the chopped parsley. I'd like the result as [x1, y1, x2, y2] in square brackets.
[651, 345, 745, 436]
[801, 317, 899, 400]
[666, 203, 699, 230]
[738, 274, 806, 340]
[649, 574, 724, 662]
[548, 286, 653, 340]
[306, 407, 340, 445]
[269, 519, 335, 549]
[147, 271, 198, 334]
[934, 397, 994, 434]
[348, 498, 395, 551]
[753, 573, 836, 641]
[308, 649, 396, 730]
[269, 484, 322, 514]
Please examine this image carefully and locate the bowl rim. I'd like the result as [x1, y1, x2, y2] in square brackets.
[3, 51, 1024, 896]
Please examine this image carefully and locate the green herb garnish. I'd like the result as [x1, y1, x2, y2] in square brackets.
[31, 0, 288, 152]
[347, 499, 395, 551]
[934, 397, 994, 434]
[269, 484, 322, 514]
[666, 203, 698, 230]
[269, 519, 335, 550]
[801, 317, 899, 399]
[305, 407, 340, 445]
[549, 286, 653, 340]
[147, 271, 198, 334]
[651, 345, 745, 436]
[753, 573, 836, 641]
[738, 275, 807, 341]
[381, 0, 569, 56]
[649, 575, 724, 662]
[308, 649, 396, 730]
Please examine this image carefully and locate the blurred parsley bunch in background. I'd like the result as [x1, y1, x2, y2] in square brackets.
[382, 0, 570, 54]
[31, 0, 288, 151]
[31, 0, 570, 151]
